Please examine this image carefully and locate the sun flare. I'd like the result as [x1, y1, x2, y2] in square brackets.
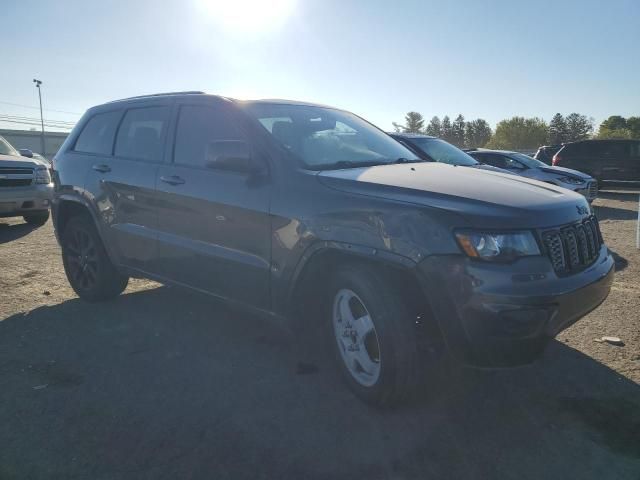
[195, 0, 296, 34]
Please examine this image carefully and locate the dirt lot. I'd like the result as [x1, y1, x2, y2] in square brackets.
[1, 190, 639, 479]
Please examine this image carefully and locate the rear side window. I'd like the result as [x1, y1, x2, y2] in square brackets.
[173, 105, 245, 168]
[74, 111, 121, 155]
[629, 142, 640, 158]
[114, 106, 170, 161]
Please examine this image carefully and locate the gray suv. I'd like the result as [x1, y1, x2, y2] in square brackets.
[52, 92, 614, 405]
[0, 135, 52, 225]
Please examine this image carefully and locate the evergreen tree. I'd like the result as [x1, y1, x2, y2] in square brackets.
[425, 116, 442, 137]
[465, 119, 492, 148]
[452, 114, 466, 147]
[441, 116, 453, 143]
[565, 113, 593, 141]
[392, 111, 425, 133]
[548, 113, 568, 144]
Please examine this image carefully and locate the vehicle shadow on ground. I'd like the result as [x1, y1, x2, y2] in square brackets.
[0, 221, 39, 244]
[608, 249, 629, 272]
[0, 286, 639, 480]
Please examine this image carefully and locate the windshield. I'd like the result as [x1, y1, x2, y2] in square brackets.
[508, 152, 547, 168]
[409, 138, 478, 166]
[0, 136, 19, 156]
[240, 103, 420, 170]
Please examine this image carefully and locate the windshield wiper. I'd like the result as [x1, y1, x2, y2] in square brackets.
[313, 160, 387, 171]
[392, 157, 423, 164]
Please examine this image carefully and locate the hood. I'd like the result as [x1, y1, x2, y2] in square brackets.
[0, 153, 48, 169]
[468, 163, 517, 175]
[537, 165, 592, 180]
[317, 162, 591, 229]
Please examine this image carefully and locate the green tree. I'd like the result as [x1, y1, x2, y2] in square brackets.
[600, 115, 627, 131]
[392, 111, 425, 133]
[451, 114, 466, 147]
[425, 116, 442, 137]
[627, 117, 640, 138]
[548, 113, 568, 144]
[465, 119, 492, 148]
[565, 113, 593, 141]
[485, 117, 548, 150]
[441, 116, 453, 143]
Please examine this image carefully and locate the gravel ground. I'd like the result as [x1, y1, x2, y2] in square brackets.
[0, 190, 639, 479]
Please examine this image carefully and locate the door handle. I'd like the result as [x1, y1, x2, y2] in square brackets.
[92, 164, 111, 173]
[160, 175, 185, 186]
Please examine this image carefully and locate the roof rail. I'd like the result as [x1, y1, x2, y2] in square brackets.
[107, 91, 206, 103]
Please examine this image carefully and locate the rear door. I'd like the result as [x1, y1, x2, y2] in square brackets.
[155, 101, 272, 309]
[623, 141, 640, 181]
[597, 141, 628, 181]
[83, 102, 171, 271]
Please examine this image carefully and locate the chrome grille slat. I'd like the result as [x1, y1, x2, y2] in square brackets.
[0, 166, 34, 188]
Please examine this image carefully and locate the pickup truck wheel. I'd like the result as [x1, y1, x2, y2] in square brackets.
[61, 216, 128, 302]
[329, 266, 418, 406]
[23, 211, 49, 226]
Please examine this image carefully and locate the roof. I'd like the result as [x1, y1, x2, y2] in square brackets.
[467, 149, 518, 155]
[102, 93, 339, 111]
[106, 91, 207, 104]
[388, 132, 437, 139]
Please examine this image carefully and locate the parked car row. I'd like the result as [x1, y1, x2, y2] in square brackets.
[391, 134, 598, 202]
[0, 135, 52, 225]
[48, 92, 614, 406]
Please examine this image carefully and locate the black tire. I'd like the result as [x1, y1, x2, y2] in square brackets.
[61, 215, 129, 302]
[23, 211, 50, 226]
[328, 264, 419, 406]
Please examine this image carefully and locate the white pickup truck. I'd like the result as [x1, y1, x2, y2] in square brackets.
[0, 135, 53, 225]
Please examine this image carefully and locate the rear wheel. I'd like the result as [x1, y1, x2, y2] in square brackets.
[328, 265, 419, 406]
[23, 211, 49, 226]
[61, 215, 128, 302]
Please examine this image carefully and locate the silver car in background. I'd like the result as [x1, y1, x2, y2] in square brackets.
[467, 149, 598, 202]
[0, 135, 53, 225]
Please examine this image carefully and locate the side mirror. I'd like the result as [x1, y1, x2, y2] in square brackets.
[19, 149, 33, 158]
[205, 140, 257, 174]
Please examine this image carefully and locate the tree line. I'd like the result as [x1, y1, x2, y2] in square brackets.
[393, 111, 640, 150]
[392, 112, 492, 149]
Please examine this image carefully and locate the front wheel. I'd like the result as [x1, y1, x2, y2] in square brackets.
[23, 211, 49, 226]
[329, 265, 419, 406]
[61, 215, 129, 302]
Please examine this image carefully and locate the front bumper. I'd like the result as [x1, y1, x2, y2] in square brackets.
[0, 184, 53, 218]
[418, 246, 614, 367]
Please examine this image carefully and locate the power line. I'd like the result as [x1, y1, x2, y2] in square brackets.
[0, 100, 82, 116]
[0, 114, 76, 126]
[0, 118, 74, 130]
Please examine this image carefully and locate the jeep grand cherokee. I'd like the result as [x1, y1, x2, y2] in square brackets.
[52, 92, 614, 406]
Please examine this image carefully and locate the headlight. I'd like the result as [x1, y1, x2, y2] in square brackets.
[35, 167, 51, 184]
[455, 231, 540, 262]
[559, 176, 583, 185]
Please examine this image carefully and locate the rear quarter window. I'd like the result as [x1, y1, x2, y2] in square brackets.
[73, 110, 122, 155]
[114, 106, 170, 162]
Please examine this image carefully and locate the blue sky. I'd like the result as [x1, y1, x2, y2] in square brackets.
[3, 0, 639, 132]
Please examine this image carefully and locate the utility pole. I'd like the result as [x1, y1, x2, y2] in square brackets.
[33, 79, 45, 155]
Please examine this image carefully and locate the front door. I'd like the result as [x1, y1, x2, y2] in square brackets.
[155, 102, 272, 310]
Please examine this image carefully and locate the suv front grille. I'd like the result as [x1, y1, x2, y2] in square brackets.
[587, 181, 598, 200]
[0, 167, 34, 187]
[542, 216, 603, 274]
